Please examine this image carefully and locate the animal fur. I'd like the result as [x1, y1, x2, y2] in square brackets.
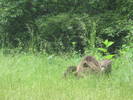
[64, 56, 112, 78]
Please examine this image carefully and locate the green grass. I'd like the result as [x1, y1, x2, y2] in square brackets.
[0, 51, 133, 100]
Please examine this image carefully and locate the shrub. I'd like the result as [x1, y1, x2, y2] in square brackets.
[36, 13, 95, 53]
[96, 12, 133, 53]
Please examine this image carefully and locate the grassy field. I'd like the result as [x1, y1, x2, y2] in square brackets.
[0, 51, 133, 100]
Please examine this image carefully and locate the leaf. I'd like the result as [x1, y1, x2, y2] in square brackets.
[104, 55, 114, 59]
[103, 40, 108, 46]
[72, 42, 76, 45]
[103, 40, 114, 48]
[107, 41, 114, 47]
[98, 48, 107, 53]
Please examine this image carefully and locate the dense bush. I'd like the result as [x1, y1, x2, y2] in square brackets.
[0, 0, 132, 54]
[36, 14, 96, 53]
[96, 12, 133, 53]
[0, 0, 37, 49]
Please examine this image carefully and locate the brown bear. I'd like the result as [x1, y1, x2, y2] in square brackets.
[75, 56, 101, 77]
[64, 56, 112, 78]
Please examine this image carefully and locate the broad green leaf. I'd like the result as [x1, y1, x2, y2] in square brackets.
[98, 48, 107, 53]
[103, 40, 114, 48]
[104, 55, 114, 59]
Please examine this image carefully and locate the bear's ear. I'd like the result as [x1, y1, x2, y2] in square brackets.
[83, 62, 89, 67]
[100, 60, 112, 67]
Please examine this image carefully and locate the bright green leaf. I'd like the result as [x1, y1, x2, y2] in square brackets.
[98, 48, 107, 53]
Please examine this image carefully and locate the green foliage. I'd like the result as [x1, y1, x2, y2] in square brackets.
[103, 40, 114, 48]
[36, 13, 95, 53]
[0, 0, 132, 54]
[0, 0, 37, 49]
[96, 12, 133, 53]
[98, 40, 115, 59]
[119, 43, 133, 56]
[89, 21, 97, 48]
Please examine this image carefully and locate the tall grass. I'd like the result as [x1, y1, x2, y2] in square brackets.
[0, 50, 133, 100]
